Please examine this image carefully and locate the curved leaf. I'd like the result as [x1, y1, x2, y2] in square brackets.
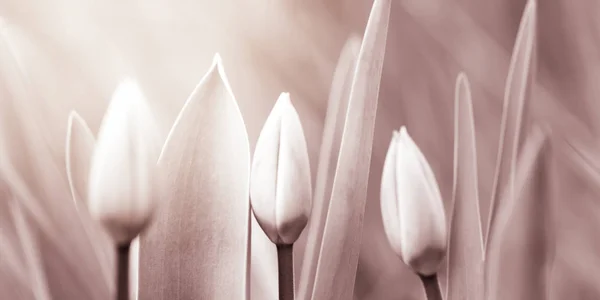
[65, 110, 95, 207]
[310, 0, 391, 298]
[446, 73, 484, 300]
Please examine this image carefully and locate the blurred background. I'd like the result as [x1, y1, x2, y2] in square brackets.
[1, 0, 600, 299]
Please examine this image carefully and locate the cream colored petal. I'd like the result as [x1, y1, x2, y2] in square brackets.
[88, 79, 161, 245]
[251, 92, 312, 245]
[275, 93, 312, 245]
[380, 131, 402, 255]
[396, 127, 447, 276]
[250, 93, 284, 243]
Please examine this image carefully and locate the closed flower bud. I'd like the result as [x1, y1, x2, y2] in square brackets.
[87, 79, 162, 245]
[250, 93, 312, 245]
[380, 127, 447, 276]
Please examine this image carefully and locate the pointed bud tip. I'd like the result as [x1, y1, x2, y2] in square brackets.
[113, 78, 144, 102]
[345, 34, 362, 55]
[399, 126, 409, 138]
[212, 52, 223, 65]
[275, 92, 295, 112]
[277, 92, 291, 104]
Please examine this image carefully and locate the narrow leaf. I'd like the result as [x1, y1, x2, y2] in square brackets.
[446, 73, 485, 300]
[297, 35, 361, 299]
[10, 196, 51, 300]
[65, 110, 96, 207]
[485, 0, 537, 250]
[139, 54, 251, 299]
[64, 111, 114, 290]
[485, 127, 550, 300]
[310, 0, 391, 298]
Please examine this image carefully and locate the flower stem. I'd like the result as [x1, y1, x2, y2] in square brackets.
[117, 243, 131, 300]
[277, 244, 294, 300]
[419, 274, 442, 300]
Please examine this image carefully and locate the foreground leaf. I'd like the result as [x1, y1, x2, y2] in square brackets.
[309, 0, 391, 298]
[250, 93, 312, 245]
[139, 54, 251, 299]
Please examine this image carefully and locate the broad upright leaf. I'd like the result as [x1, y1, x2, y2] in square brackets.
[64, 111, 114, 291]
[139, 54, 251, 299]
[297, 34, 361, 298]
[485, 127, 550, 300]
[485, 0, 537, 249]
[310, 0, 391, 298]
[446, 73, 485, 300]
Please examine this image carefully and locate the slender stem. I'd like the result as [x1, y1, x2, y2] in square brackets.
[419, 274, 442, 300]
[277, 244, 294, 300]
[117, 243, 131, 300]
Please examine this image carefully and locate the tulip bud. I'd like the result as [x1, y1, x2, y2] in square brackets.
[87, 79, 162, 245]
[380, 127, 447, 276]
[250, 93, 312, 245]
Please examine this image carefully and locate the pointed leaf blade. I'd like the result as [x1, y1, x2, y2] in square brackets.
[139, 54, 251, 299]
[65, 110, 96, 207]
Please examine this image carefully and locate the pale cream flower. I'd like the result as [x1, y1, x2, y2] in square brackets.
[87, 79, 162, 245]
[380, 127, 447, 276]
[250, 92, 312, 245]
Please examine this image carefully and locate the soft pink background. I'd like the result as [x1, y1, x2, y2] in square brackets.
[1, 0, 599, 299]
